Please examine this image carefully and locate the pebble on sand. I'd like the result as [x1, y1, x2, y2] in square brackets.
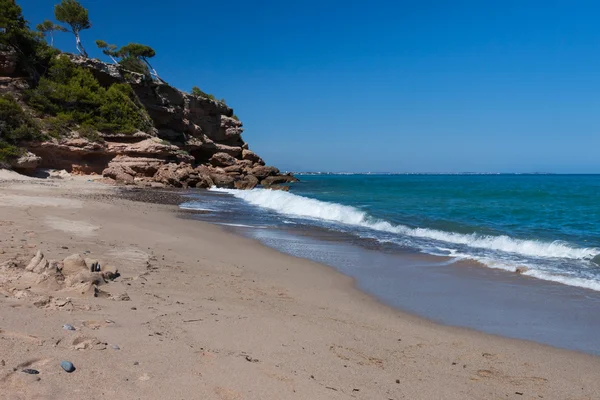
[22, 369, 39, 374]
[111, 344, 120, 350]
[63, 324, 76, 331]
[60, 361, 75, 373]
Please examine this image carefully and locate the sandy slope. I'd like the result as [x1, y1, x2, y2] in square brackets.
[0, 175, 599, 400]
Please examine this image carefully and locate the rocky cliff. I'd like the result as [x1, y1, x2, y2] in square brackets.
[0, 52, 296, 190]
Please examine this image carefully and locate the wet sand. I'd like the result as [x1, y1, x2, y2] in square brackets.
[1, 175, 599, 399]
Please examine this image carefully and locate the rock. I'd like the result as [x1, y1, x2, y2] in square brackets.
[216, 116, 244, 142]
[209, 152, 238, 168]
[111, 344, 120, 350]
[261, 175, 298, 186]
[214, 143, 243, 158]
[153, 163, 195, 187]
[48, 169, 72, 179]
[107, 139, 193, 163]
[62, 254, 89, 276]
[105, 155, 164, 178]
[223, 164, 245, 174]
[515, 267, 529, 275]
[102, 164, 135, 184]
[0, 48, 19, 76]
[195, 174, 214, 189]
[266, 185, 289, 191]
[210, 173, 235, 188]
[60, 361, 75, 373]
[241, 149, 264, 165]
[10, 152, 42, 175]
[28, 138, 110, 174]
[63, 324, 76, 331]
[22, 369, 39, 375]
[234, 175, 259, 190]
[249, 165, 279, 180]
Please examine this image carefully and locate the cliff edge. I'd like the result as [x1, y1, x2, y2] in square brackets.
[0, 50, 296, 190]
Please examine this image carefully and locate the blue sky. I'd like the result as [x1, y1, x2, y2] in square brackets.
[17, 0, 600, 173]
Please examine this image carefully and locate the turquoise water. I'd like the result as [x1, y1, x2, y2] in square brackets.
[213, 174, 600, 291]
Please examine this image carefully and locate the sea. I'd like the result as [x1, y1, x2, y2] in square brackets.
[180, 174, 600, 354]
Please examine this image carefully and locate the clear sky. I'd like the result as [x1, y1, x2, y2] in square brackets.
[17, 0, 600, 173]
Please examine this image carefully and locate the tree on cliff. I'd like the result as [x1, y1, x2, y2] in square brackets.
[54, 0, 90, 57]
[117, 43, 162, 81]
[36, 20, 66, 47]
[95, 40, 118, 63]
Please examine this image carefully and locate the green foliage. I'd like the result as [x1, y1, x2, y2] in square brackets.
[0, 141, 23, 162]
[0, 0, 58, 77]
[26, 55, 152, 138]
[95, 39, 118, 60]
[191, 86, 216, 100]
[0, 94, 43, 161]
[54, 0, 91, 56]
[44, 113, 73, 137]
[35, 19, 67, 45]
[54, 0, 91, 33]
[119, 55, 150, 77]
[232, 114, 239, 121]
[117, 43, 155, 60]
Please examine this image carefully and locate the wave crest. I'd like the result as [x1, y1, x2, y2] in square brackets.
[212, 188, 599, 261]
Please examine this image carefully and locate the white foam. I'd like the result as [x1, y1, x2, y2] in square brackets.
[213, 188, 600, 262]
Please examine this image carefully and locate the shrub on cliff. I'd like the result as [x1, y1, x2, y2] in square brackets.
[0, 94, 43, 161]
[191, 86, 216, 100]
[0, 0, 59, 78]
[26, 55, 153, 136]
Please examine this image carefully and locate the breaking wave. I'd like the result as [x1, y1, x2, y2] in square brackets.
[212, 188, 600, 262]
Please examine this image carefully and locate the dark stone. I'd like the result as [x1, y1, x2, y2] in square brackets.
[60, 361, 75, 373]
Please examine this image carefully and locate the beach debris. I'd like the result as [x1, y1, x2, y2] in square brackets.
[244, 355, 259, 363]
[63, 324, 76, 331]
[395, 379, 400, 384]
[22, 369, 39, 374]
[515, 267, 529, 275]
[515, 392, 523, 396]
[60, 361, 75, 373]
[133, 361, 139, 365]
[86, 261, 102, 272]
[111, 344, 120, 350]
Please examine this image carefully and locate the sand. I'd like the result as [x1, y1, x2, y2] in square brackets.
[0, 175, 599, 400]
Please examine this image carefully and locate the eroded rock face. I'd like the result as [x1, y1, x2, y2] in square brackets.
[4, 55, 295, 189]
[10, 152, 42, 175]
[209, 152, 238, 168]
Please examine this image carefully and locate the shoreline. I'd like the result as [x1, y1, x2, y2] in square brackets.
[185, 187, 600, 355]
[1, 176, 599, 399]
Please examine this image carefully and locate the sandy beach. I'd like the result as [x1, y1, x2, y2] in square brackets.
[1, 174, 599, 400]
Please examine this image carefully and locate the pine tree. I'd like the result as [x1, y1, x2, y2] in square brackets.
[54, 0, 91, 57]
